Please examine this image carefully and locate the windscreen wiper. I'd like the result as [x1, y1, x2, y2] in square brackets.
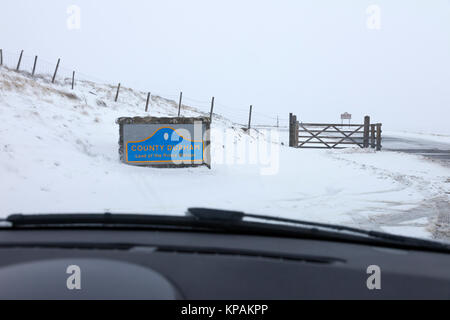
[187, 208, 450, 253]
[2, 208, 449, 253]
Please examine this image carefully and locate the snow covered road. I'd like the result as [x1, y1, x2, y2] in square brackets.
[379, 133, 450, 241]
[384, 133, 450, 164]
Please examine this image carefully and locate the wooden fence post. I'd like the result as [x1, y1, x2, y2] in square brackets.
[145, 92, 151, 112]
[371, 124, 376, 149]
[31, 56, 38, 76]
[376, 124, 382, 151]
[363, 116, 371, 148]
[248, 105, 253, 130]
[178, 92, 183, 117]
[0, 49, 3, 66]
[52, 58, 60, 83]
[16, 50, 24, 71]
[71, 71, 75, 90]
[210, 97, 215, 122]
[115, 83, 121, 102]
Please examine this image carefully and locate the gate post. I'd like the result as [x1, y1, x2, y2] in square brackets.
[289, 113, 293, 147]
[370, 124, 376, 148]
[376, 124, 382, 151]
[363, 116, 370, 148]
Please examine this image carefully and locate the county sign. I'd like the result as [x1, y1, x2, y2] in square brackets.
[117, 117, 211, 168]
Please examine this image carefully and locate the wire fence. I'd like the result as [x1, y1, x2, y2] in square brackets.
[0, 48, 290, 129]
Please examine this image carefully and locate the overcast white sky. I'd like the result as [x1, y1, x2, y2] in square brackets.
[1, 0, 449, 133]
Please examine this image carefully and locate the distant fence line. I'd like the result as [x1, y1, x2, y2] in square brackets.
[0, 48, 291, 130]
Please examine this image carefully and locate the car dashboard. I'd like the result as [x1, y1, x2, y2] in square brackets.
[0, 228, 449, 300]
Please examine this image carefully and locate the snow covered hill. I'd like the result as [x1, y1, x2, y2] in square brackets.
[1, 66, 449, 240]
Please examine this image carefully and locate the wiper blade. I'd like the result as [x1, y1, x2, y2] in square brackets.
[6, 213, 194, 228]
[5, 210, 244, 228]
[4, 209, 450, 253]
[189, 208, 365, 233]
[187, 208, 450, 252]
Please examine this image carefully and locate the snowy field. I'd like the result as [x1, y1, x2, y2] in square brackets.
[1, 67, 449, 241]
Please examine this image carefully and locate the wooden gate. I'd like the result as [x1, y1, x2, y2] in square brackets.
[289, 114, 382, 150]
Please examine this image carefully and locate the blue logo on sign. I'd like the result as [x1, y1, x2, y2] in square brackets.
[126, 127, 204, 163]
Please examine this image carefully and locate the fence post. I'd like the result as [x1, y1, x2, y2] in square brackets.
[115, 83, 121, 102]
[0, 49, 3, 66]
[52, 58, 60, 83]
[363, 116, 370, 148]
[376, 124, 382, 151]
[71, 71, 75, 90]
[248, 105, 253, 130]
[145, 92, 151, 112]
[31, 56, 38, 76]
[210, 97, 215, 122]
[370, 124, 376, 148]
[178, 92, 183, 117]
[16, 50, 24, 71]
